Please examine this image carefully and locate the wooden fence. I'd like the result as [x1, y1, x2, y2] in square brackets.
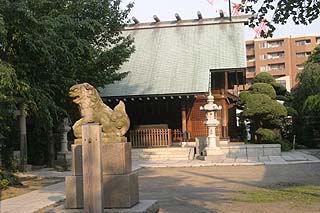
[129, 129, 173, 147]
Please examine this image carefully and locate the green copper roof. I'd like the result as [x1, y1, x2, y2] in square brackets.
[100, 17, 247, 97]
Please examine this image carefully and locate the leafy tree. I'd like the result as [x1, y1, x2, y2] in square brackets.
[250, 82, 276, 99]
[0, 61, 29, 135]
[291, 58, 320, 147]
[241, 0, 320, 37]
[251, 72, 276, 84]
[238, 73, 288, 142]
[251, 72, 291, 101]
[307, 46, 320, 63]
[0, 0, 135, 165]
[242, 93, 287, 128]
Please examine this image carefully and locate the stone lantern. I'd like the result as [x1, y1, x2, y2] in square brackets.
[56, 118, 71, 169]
[200, 93, 225, 160]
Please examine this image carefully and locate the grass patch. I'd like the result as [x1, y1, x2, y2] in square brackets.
[232, 185, 320, 203]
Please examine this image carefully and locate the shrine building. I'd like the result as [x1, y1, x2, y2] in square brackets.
[100, 14, 248, 147]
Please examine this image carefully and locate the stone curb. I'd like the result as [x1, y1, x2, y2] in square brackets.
[138, 160, 320, 168]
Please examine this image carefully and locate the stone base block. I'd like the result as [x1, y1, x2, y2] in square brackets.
[228, 145, 247, 158]
[205, 147, 226, 161]
[103, 171, 139, 208]
[72, 142, 132, 176]
[56, 151, 71, 170]
[263, 144, 281, 156]
[66, 170, 139, 209]
[246, 145, 264, 157]
[46, 200, 159, 213]
[75, 137, 127, 144]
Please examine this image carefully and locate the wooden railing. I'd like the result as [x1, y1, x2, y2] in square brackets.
[129, 129, 172, 148]
[172, 129, 182, 142]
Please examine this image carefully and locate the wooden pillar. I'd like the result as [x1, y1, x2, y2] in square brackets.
[224, 71, 228, 94]
[82, 123, 104, 213]
[181, 101, 187, 141]
[222, 100, 228, 138]
[235, 70, 239, 95]
[243, 70, 246, 91]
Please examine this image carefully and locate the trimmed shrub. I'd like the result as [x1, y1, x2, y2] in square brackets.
[252, 72, 276, 84]
[277, 139, 293, 151]
[250, 83, 277, 99]
[256, 128, 279, 143]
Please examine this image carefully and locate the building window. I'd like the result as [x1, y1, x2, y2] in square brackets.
[260, 65, 268, 72]
[268, 51, 285, 59]
[296, 52, 311, 58]
[259, 42, 266, 49]
[269, 63, 285, 71]
[296, 64, 304, 70]
[267, 40, 284, 48]
[317, 37, 320, 44]
[247, 66, 255, 73]
[247, 55, 255, 62]
[246, 44, 254, 51]
[296, 39, 311, 46]
[260, 54, 268, 60]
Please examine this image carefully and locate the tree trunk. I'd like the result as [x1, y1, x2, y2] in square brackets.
[48, 129, 55, 167]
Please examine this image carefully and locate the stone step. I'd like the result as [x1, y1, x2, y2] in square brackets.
[135, 148, 192, 152]
[139, 151, 190, 155]
[139, 154, 189, 159]
[131, 147, 195, 161]
[138, 157, 189, 161]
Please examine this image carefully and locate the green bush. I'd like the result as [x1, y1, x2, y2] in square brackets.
[0, 179, 10, 188]
[255, 128, 293, 151]
[256, 128, 279, 143]
[277, 139, 293, 151]
[252, 72, 276, 84]
[250, 83, 277, 99]
[0, 170, 21, 189]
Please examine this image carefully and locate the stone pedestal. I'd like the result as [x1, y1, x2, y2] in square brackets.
[66, 141, 139, 209]
[66, 171, 139, 208]
[205, 147, 226, 160]
[55, 151, 71, 170]
[204, 125, 226, 160]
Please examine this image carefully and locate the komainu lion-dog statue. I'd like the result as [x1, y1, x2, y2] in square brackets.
[69, 83, 130, 140]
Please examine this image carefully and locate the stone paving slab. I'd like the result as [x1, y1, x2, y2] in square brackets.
[0, 182, 65, 213]
[258, 156, 270, 162]
[269, 156, 286, 162]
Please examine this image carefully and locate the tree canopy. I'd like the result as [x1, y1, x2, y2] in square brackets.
[250, 82, 276, 99]
[251, 72, 290, 101]
[291, 47, 320, 146]
[238, 73, 287, 143]
[0, 0, 135, 165]
[0, 0, 134, 127]
[241, 0, 320, 37]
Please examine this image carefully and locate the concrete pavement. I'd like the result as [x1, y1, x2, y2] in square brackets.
[0, 150, 319, 213]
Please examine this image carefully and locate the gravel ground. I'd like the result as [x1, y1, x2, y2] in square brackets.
[138, 163, 320, 213]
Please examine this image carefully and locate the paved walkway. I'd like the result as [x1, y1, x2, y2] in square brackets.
[0, 150, 319, 213]
[137, 150, 320, 168]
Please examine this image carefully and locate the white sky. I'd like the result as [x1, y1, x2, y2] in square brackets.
[121, 0, 320, 40]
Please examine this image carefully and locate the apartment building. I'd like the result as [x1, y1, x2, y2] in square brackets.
[246, 34, 320, 90]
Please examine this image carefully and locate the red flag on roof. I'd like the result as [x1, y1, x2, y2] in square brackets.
[231, 3, 241, 16]
[253, 19, 267, 38]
